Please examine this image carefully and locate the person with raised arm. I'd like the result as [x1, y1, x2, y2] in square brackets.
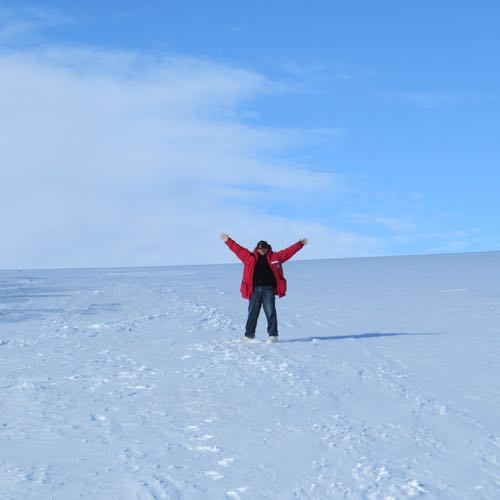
[220, 233, 308, 343]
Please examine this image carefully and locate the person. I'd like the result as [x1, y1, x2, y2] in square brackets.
[220, 233, 308, 343]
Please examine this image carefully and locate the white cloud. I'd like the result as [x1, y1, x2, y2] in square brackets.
[275, 60, 374, 94]
[0, 6, 71, 44]
[348, 212, 416, 232]
[0, 46, 381, 268]
[397, 91, 497, 109]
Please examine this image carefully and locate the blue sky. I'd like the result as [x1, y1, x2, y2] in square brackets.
[1, 1, 499, 268]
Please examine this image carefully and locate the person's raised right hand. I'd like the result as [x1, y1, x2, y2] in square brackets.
[220, 232, 229, 242]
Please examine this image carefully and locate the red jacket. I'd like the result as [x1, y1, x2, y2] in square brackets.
[225, 238, 305, 299]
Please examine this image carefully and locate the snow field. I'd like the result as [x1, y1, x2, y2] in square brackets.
[1, 253, 500, 498]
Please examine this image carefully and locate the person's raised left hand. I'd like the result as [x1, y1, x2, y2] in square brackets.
[300, 237, 309, 245]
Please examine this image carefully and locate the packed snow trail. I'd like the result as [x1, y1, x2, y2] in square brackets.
[1, 252, 500, 499]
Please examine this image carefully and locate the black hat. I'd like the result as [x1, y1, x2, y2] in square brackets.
[256, 240, 270, 249]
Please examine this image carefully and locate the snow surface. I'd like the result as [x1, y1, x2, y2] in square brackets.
[1, 251, 500, 499]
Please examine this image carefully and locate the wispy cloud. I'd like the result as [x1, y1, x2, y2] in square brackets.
[0, 45, 379, 268]
[397, 91, 497, 109]
[348, 212, 416, 232]
[0, 6, 71, 44]
[274, 60, 374, 93]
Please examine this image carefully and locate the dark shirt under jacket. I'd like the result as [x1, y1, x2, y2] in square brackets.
[253, 254, 277, 288]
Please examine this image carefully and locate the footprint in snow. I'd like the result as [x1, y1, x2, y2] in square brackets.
[204, 470, 224, 480]
[218, 457, 235, 467]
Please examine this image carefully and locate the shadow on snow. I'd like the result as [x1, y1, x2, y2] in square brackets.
[0, 276, 105, 323]
[280, 332, 441, 343]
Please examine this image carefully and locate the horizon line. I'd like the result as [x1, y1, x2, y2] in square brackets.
[1, 248, 499, 273]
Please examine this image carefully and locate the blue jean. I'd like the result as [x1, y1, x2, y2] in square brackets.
[245, 285, 278, 338]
